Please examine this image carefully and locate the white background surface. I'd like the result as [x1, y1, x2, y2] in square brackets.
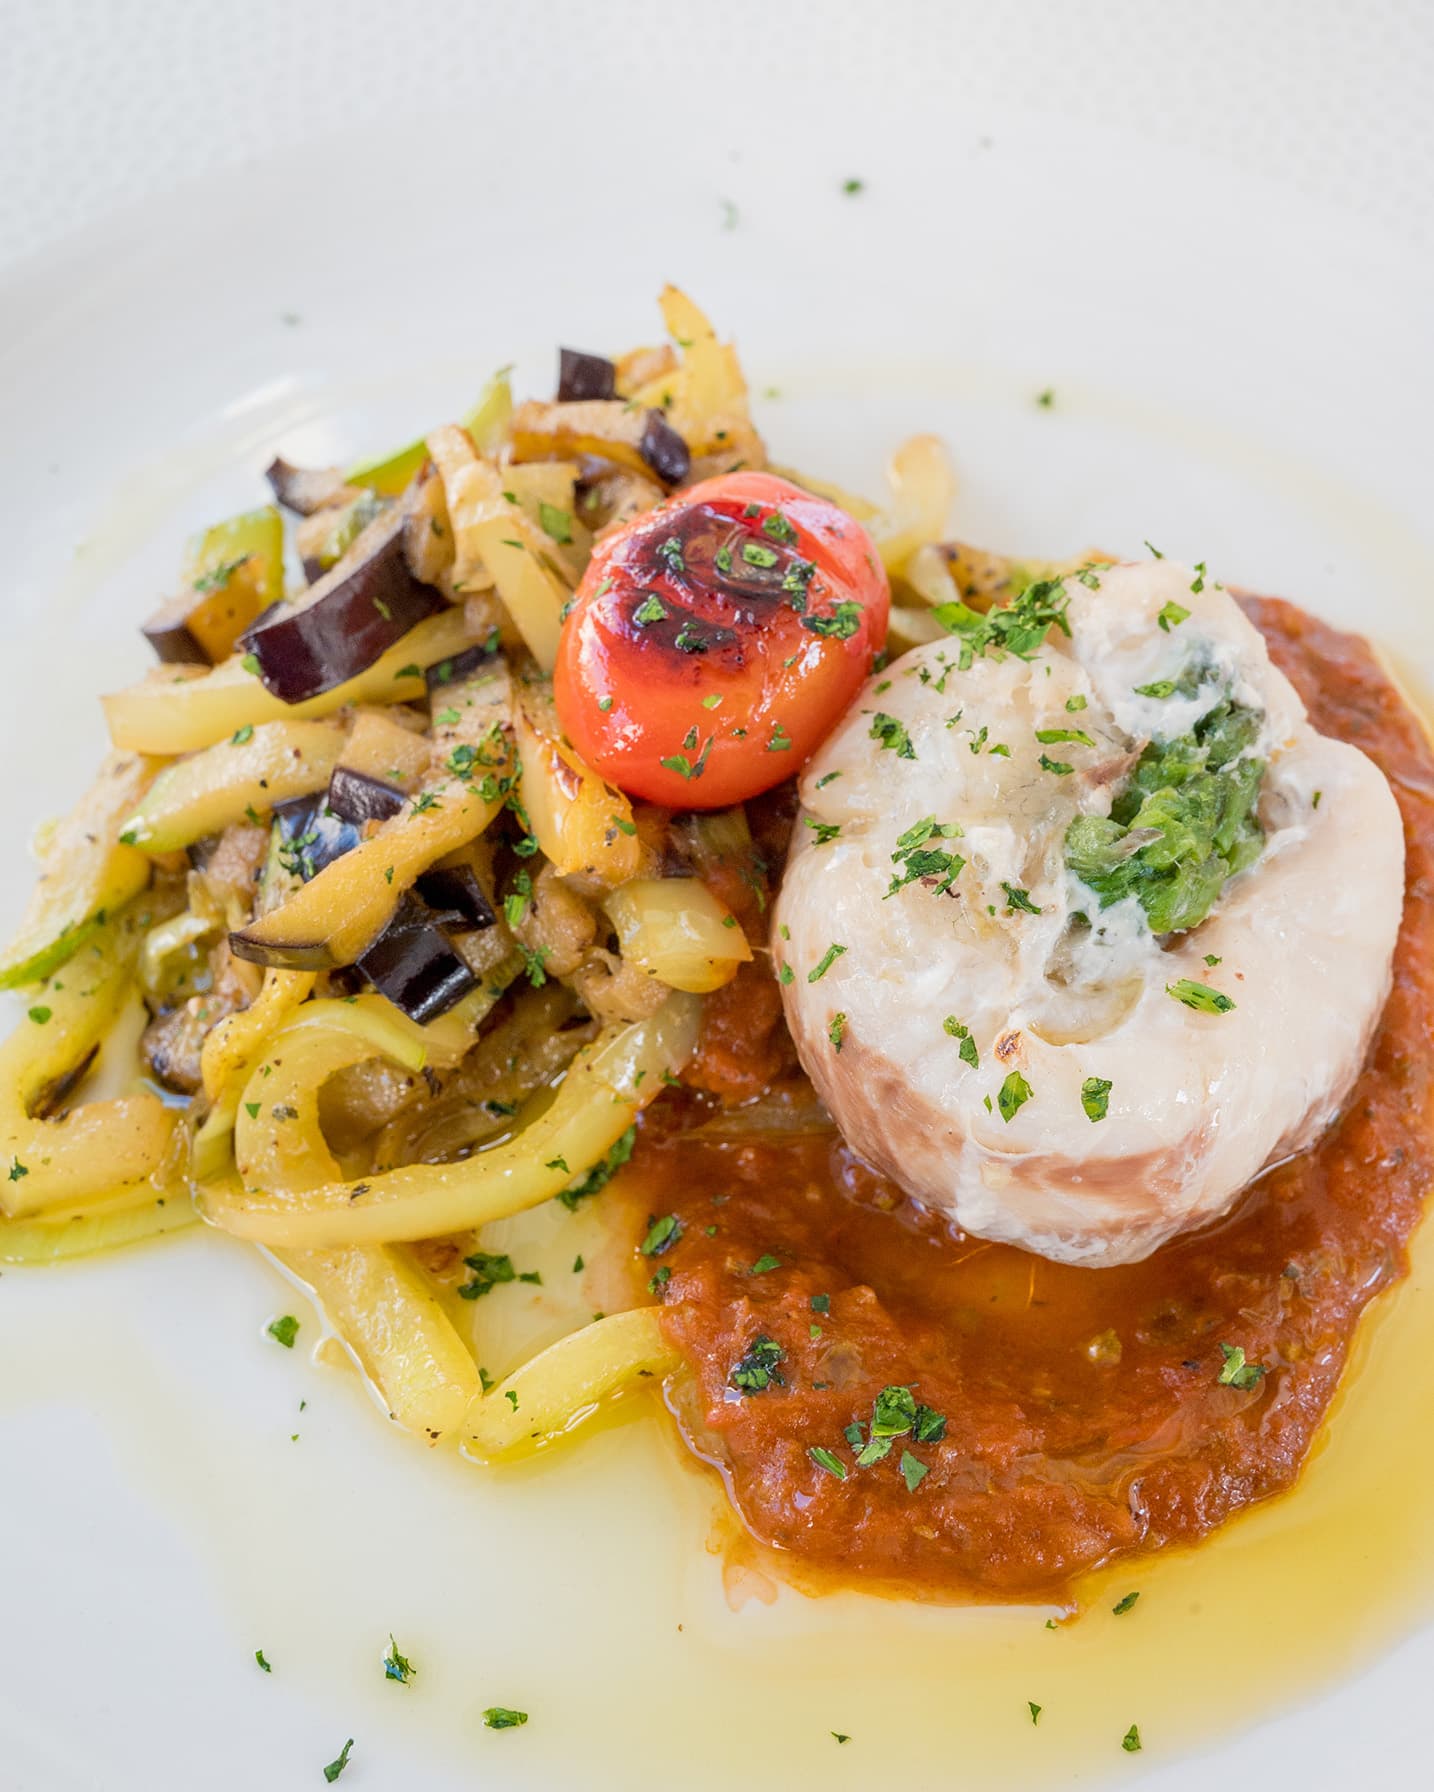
[2, 4, 1433, 1789]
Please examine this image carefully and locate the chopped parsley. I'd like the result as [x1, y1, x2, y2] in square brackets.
[1112, 1591, 1140, 1616]
[458, 1251, 524, 1299]
[809, 1445, 848, 1480]
[1157, 600, 1190, 632]
[804, 817, 842, 845]
[1064, 699, 1264, 936]
[932, 576, 1072, 669]
[193, 556, 247, 594]
[640, 1214, 683, 1257]
[1166, 978, 1235, 1014]
[1081, 1076, 1112, 1123]
[1121, 1724, 1142, 1754]
[1002, 883, 1042, 915]
[383, 1636, 415, 1683]
[538, 502, 573, 543]
[1035, 727, 1095, 749]
[1066, 693, 1087, 711]
[886, 816, 964, 899]
[8, 1159, 28, 1182]
[632, 593, 668, 627]
[1029, 1701, 1042, 1724]
[742, 541, 779, 569]
[267, 1315, 299, 1348]
[748, 1253, 782, 1275]
[231, 723, 254, 745]
[1039, 754, 1073, 776]
[518, 943, 550, 987]
[869, 712, 916, 760]
[808, 942, 847, 982]
[943, 1016, 979, 1068]
[729, 1335, 786, 1394]
[997, 1071, 1034, 1123]
[1217, 1342, 1266, 1389]
[828, 1012, 847, 1052]
[255, 1649, 271, 1672]
[323, 1739, 355, 1782]
[558, 1125, 635, 1209]
[899, 1449, 929, 1492]
[482, 1707, 528, 1730]
[803, 600, 864, 640]
[660, 733, 714, 781]
[27, 1005, 51, 1025]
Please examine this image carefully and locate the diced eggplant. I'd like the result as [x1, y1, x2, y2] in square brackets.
[265, 457, 354, 517]
[414, 864, 496, 931]
[424, 639, 502, 694]
[355, 891, 478, 1024]
[557, 348, 618, 403]
[238, 508, 445, 703]
[326, 765, 406, 827]
[272, 794, 363, 883]
[338, 709, 432, 791]
[142, 551, 275, 666]
[639, 409, 691, 486]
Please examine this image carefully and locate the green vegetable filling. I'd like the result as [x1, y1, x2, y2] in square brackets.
[1064, 699, 1264, 935]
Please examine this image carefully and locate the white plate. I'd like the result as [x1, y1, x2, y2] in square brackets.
[3, 11, 1433, 1789]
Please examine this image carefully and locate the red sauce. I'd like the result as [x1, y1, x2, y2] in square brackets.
[628, 597, 1434, 1600]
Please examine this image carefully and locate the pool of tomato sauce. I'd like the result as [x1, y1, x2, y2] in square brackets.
[617, 595, 1434, 1602]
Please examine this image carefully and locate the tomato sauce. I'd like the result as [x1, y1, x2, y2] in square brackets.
[628, 597, 1434, 1600]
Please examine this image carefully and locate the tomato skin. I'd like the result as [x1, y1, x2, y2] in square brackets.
[554, 471, 889, 809]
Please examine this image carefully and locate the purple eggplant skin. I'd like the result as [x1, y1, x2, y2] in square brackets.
[356, 892, 478, 1023]
[639, 409, 691, 487]
[414, 864, 496, 931]
[273, 796, 363, 882]
[141, 598, 213, 665]
[264, 456, 351, 517]
[557, 348, 618, 404]
[239, 508, 445, 703]
[424, 638, 502, 694]
[326, 765, 407, 827]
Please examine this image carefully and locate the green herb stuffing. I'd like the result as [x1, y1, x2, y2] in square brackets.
[1064, 699, 1264, 935]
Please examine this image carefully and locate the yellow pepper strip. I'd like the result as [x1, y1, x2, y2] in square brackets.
[120, 720, 345, 854]
[462, 1308, 677, 1463]
[428, 426, 567, 672]
[0, 752, 161, 989]
[0, 1186, 197, 1265]
[103, 608, 476, 757]
[0, 901, 181, 1218]
[201, 993, 700, 1247]
[274, 1243, 482, 1443]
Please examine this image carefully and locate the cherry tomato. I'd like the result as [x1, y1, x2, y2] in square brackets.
[554, 471, 889, 809]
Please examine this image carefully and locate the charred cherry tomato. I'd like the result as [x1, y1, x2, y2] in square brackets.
[554, 471, 889, 808]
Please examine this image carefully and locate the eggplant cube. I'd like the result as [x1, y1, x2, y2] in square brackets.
[356, 891, 478, 1024]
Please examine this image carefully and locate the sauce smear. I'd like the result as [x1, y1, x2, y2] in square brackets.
[629, 597, 1434, 1599]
